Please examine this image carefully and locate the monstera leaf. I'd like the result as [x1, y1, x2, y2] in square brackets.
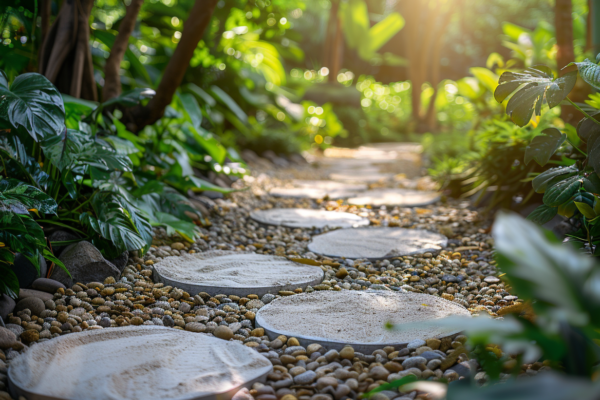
[0, 71, 65, 141]
[0, 178, 57, 214]
[525, 128, 566, 166]
[495, 66, 577, 126]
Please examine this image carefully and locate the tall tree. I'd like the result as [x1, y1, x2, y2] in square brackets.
[555, 0, 575, 71]
[125, 0, 219, 132]
[39, 0, 97, 101]
[103, 0, 144, 101]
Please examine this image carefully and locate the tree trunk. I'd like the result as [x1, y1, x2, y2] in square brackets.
[329, 13, 344, 83]
[39, 0, 97, 101]
[40, 0, 52, 45]
[103, 0, 144, 101]
[125, 0, 218, 132]
[555, 0, 575, 71]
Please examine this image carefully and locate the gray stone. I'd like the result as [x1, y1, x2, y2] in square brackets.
[441, 275, 458, 283]
[108, 251, 129, 272]
[48, 231, 80, 256]
[0, 295, 15, 320]
[6, 324, 24, 338]
[294, 370, 317, 385]
[401, 357, 427, 371]
[0, 327, 15, 349]
[406, 339, 426, 350]
[51, 241, 120, 287]
[31, 278, 66, 294]
[448, 361, 475, 378]
[419, 351, 444, 361]
[18, 289, 53, 302]
[14, 297, 45, 316]
[261, 294, 276, 304]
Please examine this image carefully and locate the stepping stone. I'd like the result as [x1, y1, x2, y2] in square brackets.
[250, 208, 369, 229]
[359, 142, 423, 153]
[154, 251, 324, 297]
[347, 189, 440, 207]
[9, 326, 273, 400]
[255, 291, 470, 353]
[329, 171, 394, 183]
[269, 187, 359, 200]
[291, 180, 367, 191]
[308, 227, 447, 259]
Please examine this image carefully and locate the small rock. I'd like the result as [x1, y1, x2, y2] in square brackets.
[214, 326, 233, 340]
[20, 329, 40, 343]
[52, 241, 120, 287]
[18, 288, 53, 302]
[402, 357, 427, 371]
[0, 328, 15, 349]
[246, 299, 265, 309]
[185, 322, 206, 333]
[31, 278, 66, 294]
[14, 297, 45, 316]
[339, 346, 354, 360]
[294, 370, 317, 385]
[426, 338, 441, 350]
[369, 365, 390, 380]
[171, 242, 185, 250]
[261, 294, 276, 304]
[335, 268, 348, 279]
[406, 339, 426, 350]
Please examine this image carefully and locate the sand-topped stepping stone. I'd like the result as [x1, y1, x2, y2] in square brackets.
[154, 251, 324, 297]
[359, 142, 423, 153]
[308, 227, 447, 259]
[269, 180, 367, 199]
[329, 171, 394, 183]
[255, 291, 470, 352]
[348, 188, 440, 207]
[9, 326, 272, 400]
[250, 208, 369, 229]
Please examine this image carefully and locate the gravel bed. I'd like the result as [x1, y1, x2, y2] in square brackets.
[0, 160, 536, 400]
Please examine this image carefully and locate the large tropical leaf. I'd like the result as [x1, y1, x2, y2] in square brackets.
[0, 71, 65, 141]
[80, 192, 149, 253]
[494, 66, 577, 126]
[152, 212, 199, 242]
[0, 178, 57, 214]
[524, 128, 566, 166]
[577, 113, 600, 175]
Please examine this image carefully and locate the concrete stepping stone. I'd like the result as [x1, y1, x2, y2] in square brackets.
[269, 187, 359, 200]
[308, 227, 447, 259]
[154, 251, 324, 297]
[359, 142, 423, 153]
[329, 171, 394, 183]
[9, 326, 273, 400]
[291, 180, 367, 191]
[347, 189, 440, 207]
[250, 208, 369, 229]
[255, 291, 470, 353]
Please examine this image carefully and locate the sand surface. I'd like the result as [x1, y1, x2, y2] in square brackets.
[155, 251, 323, 288]
[257, 291, 470, 344]
[308, 228, 447, 258]
[348, 189, 439, 207]
[10, 326, 272, 400]
[250, 209, 369, 229]
[268, 187, 359, 200]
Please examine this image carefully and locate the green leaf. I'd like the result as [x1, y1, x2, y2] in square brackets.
[365, 12, 404, 57]
[575, 201, 597, 219]
[576, 113, 600, 175]
[543, 175, 582, 206]
[152, 212, 199, 242]
[102, 88, 155, 108]
[532, 165, 578, 193]
[186, 83, 216, 107]
[495, 67, 577, 126]
[0, 178, 57, 214]
[527, 204, 558, 225]
[209, 86, 247, 124]
[568, 59, 600, 90]
[179, 93, 203, 129]
[364, 375, 417, 398]
[43, 248, 70, 277]
[0, 264, 20, 298]
[525, 128, 566, 166]
[470, 67, 500, 93]
[0, 71, 65, 141]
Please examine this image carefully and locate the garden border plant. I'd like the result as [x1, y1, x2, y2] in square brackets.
[494, 55, 600, 253]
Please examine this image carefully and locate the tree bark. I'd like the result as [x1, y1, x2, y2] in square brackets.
[555, 0, 575, 71]
[40, 0, 52, 45]
[329, 13, 344, 83]
[103, 0, 144, 101]
[39, 0, 97, 101]
[125, 0, 218, 132]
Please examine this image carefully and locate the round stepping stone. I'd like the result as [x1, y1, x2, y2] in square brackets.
[359, 142, 423, 153]
[154, 251, 324, 297]
[307, 227, 447, 259]
[255, 291, 470, 353]
[9, 326, 272, 400]
[329, 171, 393, 183]
[250, 208, 369, 229]
[269, 187, 359, 200]
[347, 189, 440, 207]
[291, 180, 367, 191]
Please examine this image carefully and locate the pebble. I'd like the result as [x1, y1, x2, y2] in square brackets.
[294, 370, 317, 384]
[14, 297, 45, 316]
[214, 326, 233, 340]
[0, 329, 15, 350]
